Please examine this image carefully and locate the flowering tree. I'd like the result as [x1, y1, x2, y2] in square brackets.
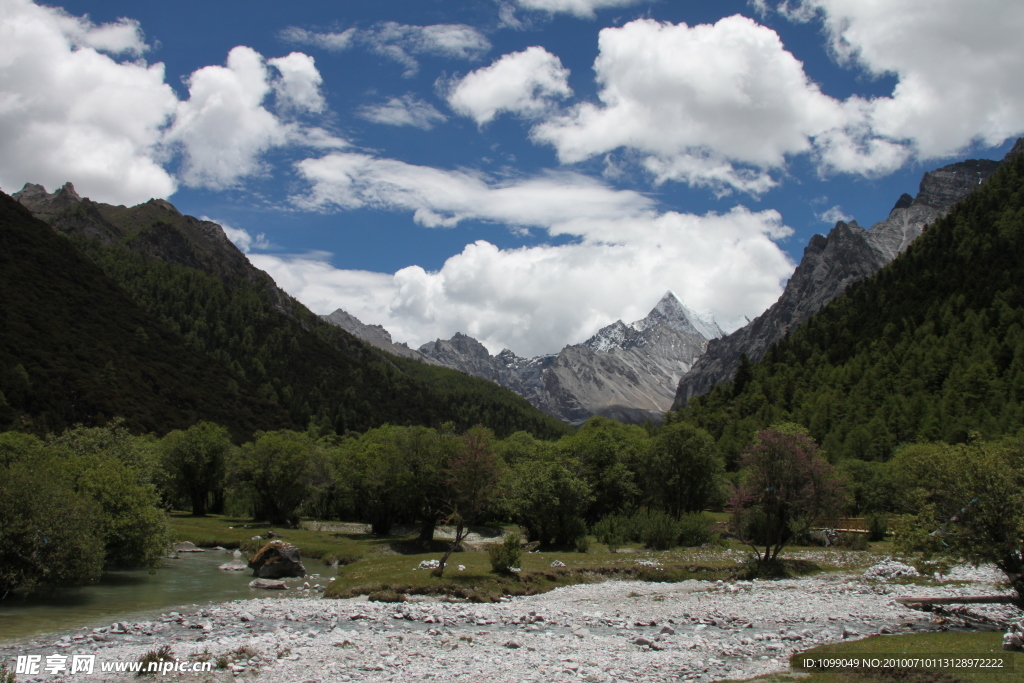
[436, 425, 502, 576]
[730, 428, 846, 565]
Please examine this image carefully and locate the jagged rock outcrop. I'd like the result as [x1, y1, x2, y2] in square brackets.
[13, 182, 302, 320]
[321, 309, 440, 364]
[417, 292, 722, 424]
[673, 153, 1007, 406]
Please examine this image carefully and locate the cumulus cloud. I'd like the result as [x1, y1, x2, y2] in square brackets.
[358, 94, 447, 129]
[514, 0, 649, 19]
[250, 206, 793, 357]
[203, 216, 271, 252]
[0, 1, 337, 202]
[279, 152, 794, 355]
[787, 0, 1024, 162]
[531, 16, 850, 194]
[0, 0, 178, 204]
[284, 23, 490, 78]
[268, 52, 326, 113]
[166, 46, 331, 190]
[445, 47, 572, 125]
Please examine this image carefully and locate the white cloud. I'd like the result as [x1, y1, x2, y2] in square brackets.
[285, 23, 490, 78]
[280, 152, 794, 356]
[515, 0, 649, 19]
[203, 216, 271, 253]
[816, 205, 850, 224]
[358, 94, 447, 129]
[166, 46, 329, 190]
[788, 0, 1024, 162]
[268, 52, 326, 113]
[279, 26, 356, 52]
[0, 0, 177, 204]
[250, 206, 793, 357]
[446, 47, 572, 125]
[531, 16, 849, 193]
[291, 152, 656, 234]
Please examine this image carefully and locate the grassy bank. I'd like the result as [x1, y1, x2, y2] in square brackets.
[167, 512, 891, 603]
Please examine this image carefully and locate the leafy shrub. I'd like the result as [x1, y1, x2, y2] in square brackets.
[488, 532, 522, 573]
[837, 531, 869, 550]
[640, 510, 678, 550]
[676, 513, 714, 547]
[592, 515, 629, 552]
[866, 513, 889, 542]
[575, 534, 591, 553]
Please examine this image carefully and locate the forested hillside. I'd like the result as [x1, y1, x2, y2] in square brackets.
[0, 193, 286, 437]
[1, 189, 569, 440]
[680, 152, 1024, 464]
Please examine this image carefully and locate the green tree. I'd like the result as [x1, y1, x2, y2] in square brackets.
[891, 437, 1024, 607]
[0, 433, 105, 594]
[228, 430, 330, 526]
[158, 421, 232, 516]
[46, 422, 167, 569]
[508, 459, 593, 548]
[647, 422, 724, 515]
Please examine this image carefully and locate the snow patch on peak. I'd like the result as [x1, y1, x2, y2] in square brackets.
[632, 291, 724, 340]
[584, 320, 630, 352]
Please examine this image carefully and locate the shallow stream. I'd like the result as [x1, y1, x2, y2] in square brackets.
[0, 550, 325, 643]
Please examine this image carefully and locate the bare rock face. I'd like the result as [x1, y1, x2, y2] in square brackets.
[417, 292, 722, 425]
[321, 309, 441, 364]
[673, 152, 1008, 407]
[248, 540, 305, 579]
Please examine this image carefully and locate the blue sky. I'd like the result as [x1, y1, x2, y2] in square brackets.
[2, 0, 1022, 356]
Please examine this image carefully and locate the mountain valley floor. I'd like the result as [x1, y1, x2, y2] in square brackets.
[4, 549, 1021, 682]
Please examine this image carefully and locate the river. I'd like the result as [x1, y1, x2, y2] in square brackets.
[0, 550, 328, 643]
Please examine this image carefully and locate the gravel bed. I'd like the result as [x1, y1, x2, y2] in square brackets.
[3, 561, 1019, 683]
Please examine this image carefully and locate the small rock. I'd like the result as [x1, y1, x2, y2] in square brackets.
[551, 560, 566, 568]
[173, 541, 204, 553]
[503, 641, 521, 649]
[249, 579, 287, 590]
[660, 626, 675, 635]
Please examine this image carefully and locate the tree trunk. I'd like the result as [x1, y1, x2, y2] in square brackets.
[436, 521, 465, 578]
[191, 490, 207, 517]
[418, 515, 438, 544]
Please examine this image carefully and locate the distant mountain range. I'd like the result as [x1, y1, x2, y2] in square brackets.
[324, 142, 1023, 426]
[325, 291, 723, 425]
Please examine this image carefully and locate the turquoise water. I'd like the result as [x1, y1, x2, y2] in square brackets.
[0, 551, 327, 643]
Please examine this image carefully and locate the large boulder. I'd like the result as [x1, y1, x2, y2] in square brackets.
[248, 540, 305, 578]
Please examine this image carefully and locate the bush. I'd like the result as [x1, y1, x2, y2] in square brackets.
[488, 532, 522, 573]
[837, 532, 869, 550]
[640, 510, 678, 550]
[866, 513, 889, 542]
[677, 513, 714, 547]
[592, 514, 629, 552]
[575, 534, 591, 553]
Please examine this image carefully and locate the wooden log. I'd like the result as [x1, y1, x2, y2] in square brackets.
[895, 595, 1018, 606]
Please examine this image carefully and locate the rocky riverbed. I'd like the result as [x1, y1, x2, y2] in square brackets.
[3, 558, 1018, 682]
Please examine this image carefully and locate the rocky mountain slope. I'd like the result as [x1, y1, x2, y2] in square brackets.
[324, 292, 721, 424]
[321, 309, 440, 365]
[412, 292, 723, 424]
[672, 149, 1014, 407]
